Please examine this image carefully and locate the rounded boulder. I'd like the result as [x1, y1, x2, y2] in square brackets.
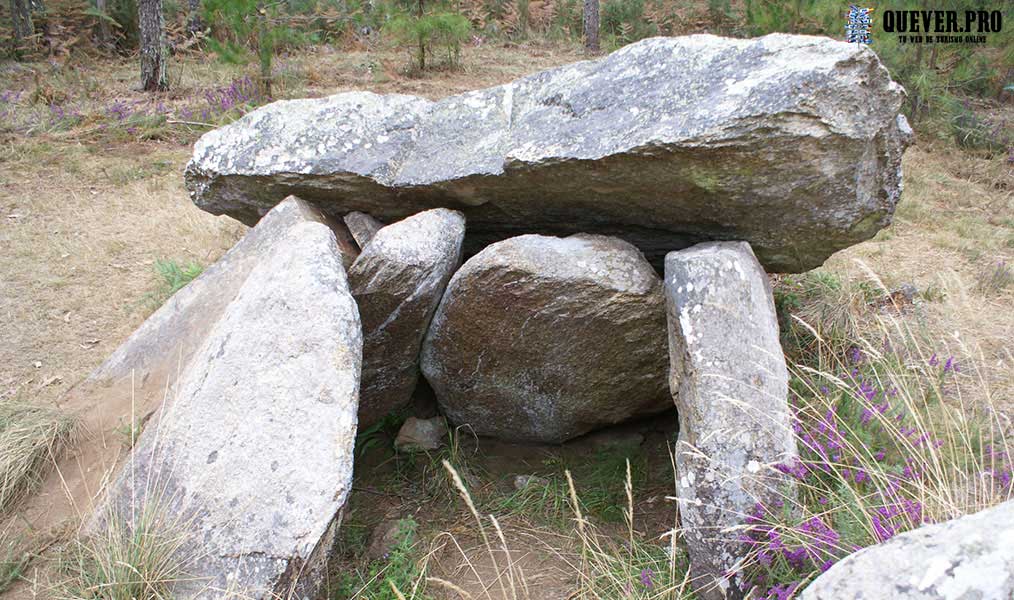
[420, 233, 671, 443]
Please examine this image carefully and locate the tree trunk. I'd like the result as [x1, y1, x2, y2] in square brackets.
[583, 0, 599, 54]
[138, 0, 168, 91]
[187, 0, 202, 34]
[94, 0, 111, 48]
[9, 0, 34, 52]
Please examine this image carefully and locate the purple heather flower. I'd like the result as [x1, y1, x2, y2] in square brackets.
[639, 568, 654, 589]
[929, 353, 939, 366]
[872, 515, 895, 542]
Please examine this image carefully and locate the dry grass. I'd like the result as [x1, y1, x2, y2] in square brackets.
[0, 397, 74, 515]
[821, 145, 1013, 418]
[58, 493, 195, 600]
[0, 43, 582, 412]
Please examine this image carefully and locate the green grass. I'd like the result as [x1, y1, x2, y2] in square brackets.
[145, 259, 204, 309]
[489, 448, 648, 528]
[0, 531, 31, 593]
[330, 517, 429, 600]
[0, 397, 75, 514]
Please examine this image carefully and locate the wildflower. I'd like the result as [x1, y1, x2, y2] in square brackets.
[639, 568, 654, 589]
[928, 353, 939, 366]
[872, 515, 895, 542]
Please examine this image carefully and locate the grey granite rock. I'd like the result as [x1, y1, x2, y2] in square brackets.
[96, 221, 362, 599]
[421, 233, 670, 444]
[344, 211, 384, 249]
[186, 34, 912, 273]
[664, 241, 797, 600]
[90, 195, 354, 385]
[394, 416, 448, 453]
[802, 500, 1014, 600]
[349, 208, 464, 426]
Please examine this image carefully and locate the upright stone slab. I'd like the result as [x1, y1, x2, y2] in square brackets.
[97, 222, 362, 599]
[349, 208, 465, 426]
[421, 233, 670, 443]
[803, 500, 1014, 600]
[186, 34, 913, 272]
[664, 241, 797, 600]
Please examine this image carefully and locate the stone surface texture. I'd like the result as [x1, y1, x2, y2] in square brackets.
[664, 241, 797, 600]
[90, 195, 348, 384]
[344, 210, 384, 248]
[421, 233, 670, 444]
[802, 500, 1014, 600]
[349, 208, 465, 426]
[97, 221, 362, 599]
[186, 34, 912, 272]
[394, 416, 448, 452]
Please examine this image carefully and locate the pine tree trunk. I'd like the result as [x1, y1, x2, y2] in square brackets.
[94, 0, 111, 47]
[9, 0, 34, 52]
[187, 0, 202, 34]
[138, 0, 168, 91]
[583, 0, 599, 54]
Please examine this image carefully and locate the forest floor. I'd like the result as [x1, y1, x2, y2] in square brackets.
[1, 41, 1013, 598]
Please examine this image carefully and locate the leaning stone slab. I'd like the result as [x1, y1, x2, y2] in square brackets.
[421, 233, 671, 444]
[664, 241, 797, 600]
[186, 34, 912, 273]
[95, 221, 362, 599]
[349, 208, 465, 426]
[90, 195, 356, 385]
[802, 500, 1014, 600]
[8, 196, 358, 576]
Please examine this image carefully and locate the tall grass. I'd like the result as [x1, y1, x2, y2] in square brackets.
[733, 269, 1013, 596]
[421, 265, 1011, 598]
[61, 492, 196, 600]
[0, 397, 75, 514]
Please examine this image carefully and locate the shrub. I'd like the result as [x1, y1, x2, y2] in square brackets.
[203, 0, 305, 95]
[386, 1, 470, 73]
